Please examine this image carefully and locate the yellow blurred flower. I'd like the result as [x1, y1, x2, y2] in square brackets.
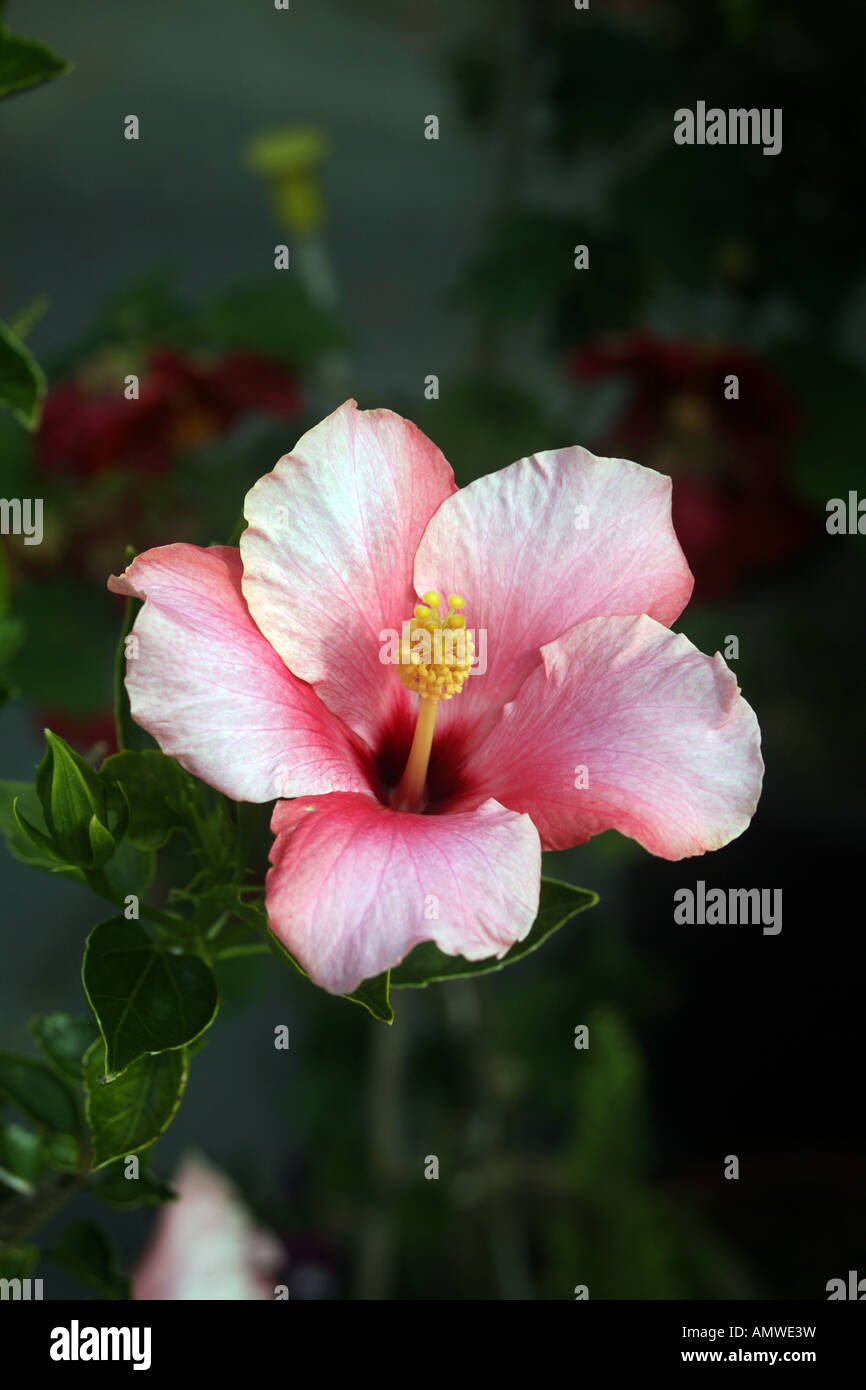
[243, 126, 330, 234]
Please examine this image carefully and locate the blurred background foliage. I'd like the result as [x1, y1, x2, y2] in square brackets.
[1, 0, 863, 1298]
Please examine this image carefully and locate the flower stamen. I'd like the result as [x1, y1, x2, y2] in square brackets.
[396, 592, 473, 701]
[392, 592, 472, 810]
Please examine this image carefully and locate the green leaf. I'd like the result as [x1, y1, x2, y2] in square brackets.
[0, 1122, 78, 1190]
[88, 1150, 176, 1210]
[0, 781, 64, 870]
[0, 409, 31, 499]
[83, 916, 219, 1078]
[98, 834, 156, 903]
[29, 1013, 100, 1083]
[199, 883, 268, 935]
[0, 1122, 44, 1193]
[0, 1052, 82, 1136]
[0, 1163, 32, 1195]
[84, 1042, 188, 1170]
[7, 293, 50, 341]
[88, 812, 117, 863]
[0, 1245, 39, 1281]
[268, 931, 394, 1023]
[47, 1221, 130, 1300]
[390, 877, 598, 988]
[0, 781, 40, 847]
[36, 730, 116, 869]
[13, 796, 67, 861]
[0, 318, 45, 429]
[345, 972, 393, 1024]
[0, 22, 71, 100]
[42, 1131, 81, 1172]
[101, 749, 197, 851]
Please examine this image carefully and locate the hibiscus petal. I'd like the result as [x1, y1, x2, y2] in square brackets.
[413, 447, 694, 742]
[108, 544, 371, 802]
[240, 400, 457, 749]
[266, 793, 541, 995]
[456, 614, 763, 859]
[132, 1153, 283, 1301]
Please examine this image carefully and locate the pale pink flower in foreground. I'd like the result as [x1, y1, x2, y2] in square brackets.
[109, 400, 763, 995]
[132, 1154, 283, 1300]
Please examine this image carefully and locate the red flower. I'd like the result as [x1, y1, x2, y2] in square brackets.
[570, 332, 812, 599]
[36, 349, 301, 479]
[34, 707, 118, 760]
[147, 349, 301, 449]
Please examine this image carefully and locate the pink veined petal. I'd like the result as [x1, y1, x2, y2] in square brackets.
[266, 793, 542, 996]
[132, 1154, 283, 1301]
[454, 613, 763, 859]
[413, 447, 694, 743]
[108, 544, 372, 803]
[239, 399, 457, 750]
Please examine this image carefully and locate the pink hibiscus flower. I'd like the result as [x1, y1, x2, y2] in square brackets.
[108, 401, 763, 996]
[132, 1154, 283, 1300]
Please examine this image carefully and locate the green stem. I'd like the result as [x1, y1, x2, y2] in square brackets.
[87, 869, 189, 935]
[0, 1165, 90, 1252]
